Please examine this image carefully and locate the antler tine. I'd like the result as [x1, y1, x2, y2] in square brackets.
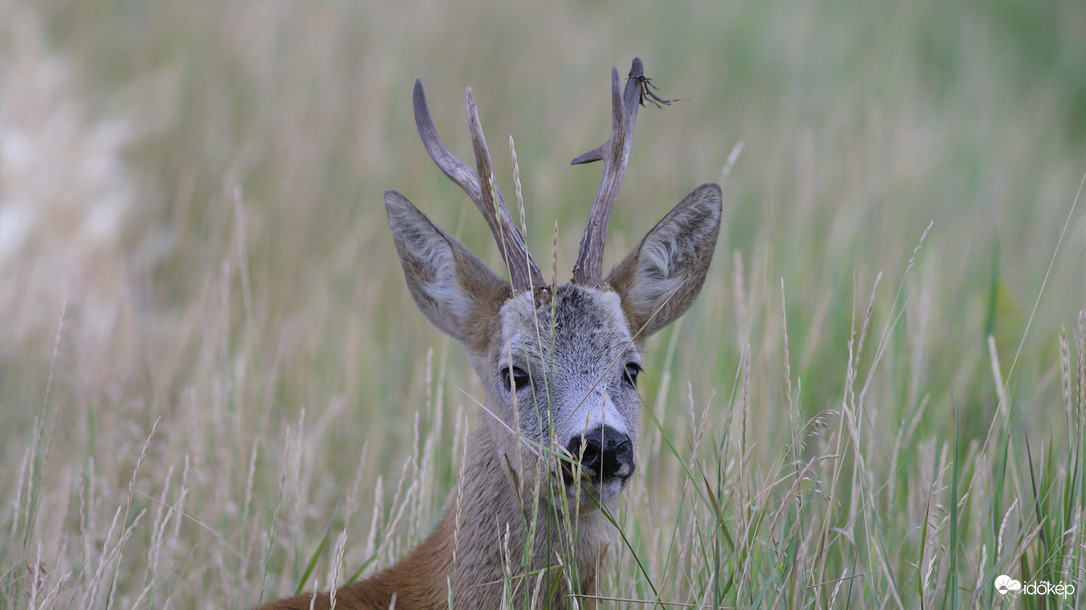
[571, 58, 645, 287]
[413, 80, 480, 199]
[464, 89, 546, 292]
[412, 80, 544, 293]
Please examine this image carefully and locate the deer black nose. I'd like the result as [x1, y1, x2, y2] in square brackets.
[563, 426, 635, 487]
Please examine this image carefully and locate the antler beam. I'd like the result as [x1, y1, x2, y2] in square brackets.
[412, 80, 545, 293]
[570, 57, 646, 287]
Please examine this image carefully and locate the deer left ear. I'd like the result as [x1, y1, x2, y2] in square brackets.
[606, 183, 722, 339]
[385, 190, 511, 351]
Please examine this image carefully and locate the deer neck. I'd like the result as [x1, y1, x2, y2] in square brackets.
[351, 416, 613, 609]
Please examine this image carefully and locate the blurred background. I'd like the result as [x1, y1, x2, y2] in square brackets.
[2, 1, 1085, 607]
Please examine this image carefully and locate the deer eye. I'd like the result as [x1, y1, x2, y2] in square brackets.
[500, 366, 531, 391]
[623, 362, 642, 388]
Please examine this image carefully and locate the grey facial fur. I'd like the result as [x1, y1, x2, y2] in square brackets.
[490, 285, 641, 504]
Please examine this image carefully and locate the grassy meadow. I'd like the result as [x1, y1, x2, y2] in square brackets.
[3, 1, 1086, 608]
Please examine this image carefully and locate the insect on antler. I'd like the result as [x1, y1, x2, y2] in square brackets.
[570, 57, 647, 287]
[412, 80, 545, 293]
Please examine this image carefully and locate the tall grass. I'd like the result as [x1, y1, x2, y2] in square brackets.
[2, 0, 1085, 607]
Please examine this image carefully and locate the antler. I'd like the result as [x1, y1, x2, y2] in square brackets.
[570, 57, 646, 287]
[412, 80, 545, 293]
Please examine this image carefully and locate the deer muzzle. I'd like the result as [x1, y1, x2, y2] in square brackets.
[561, 426, 636, 499]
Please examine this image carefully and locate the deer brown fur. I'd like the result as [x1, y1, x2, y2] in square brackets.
[260, 58, 723, 610]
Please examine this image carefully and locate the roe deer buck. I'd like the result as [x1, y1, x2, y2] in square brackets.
[261, 58, 722, 609]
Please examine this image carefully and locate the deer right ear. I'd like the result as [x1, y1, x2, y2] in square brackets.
[606, 183, 722, 340]
[385, 190, 511, 348]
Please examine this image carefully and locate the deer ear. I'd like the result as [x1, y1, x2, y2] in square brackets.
[385, 190, 511, 349]
[606, 183, 722, 339]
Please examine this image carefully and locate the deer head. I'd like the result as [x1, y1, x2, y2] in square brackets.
[386, 57, 721, 512]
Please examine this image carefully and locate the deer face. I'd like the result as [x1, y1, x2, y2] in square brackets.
[385, 59, 722, 514]
[491, 285, 640, 506]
